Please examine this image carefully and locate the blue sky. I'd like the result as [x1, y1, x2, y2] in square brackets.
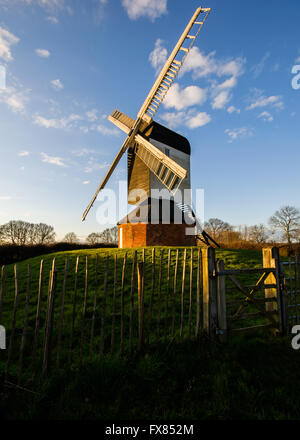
[0, 0, 299, 240]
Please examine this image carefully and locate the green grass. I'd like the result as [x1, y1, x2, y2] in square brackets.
[0, 247, 298, 420]
[0, 247, 288, 387]
[1, 336, 300, 420]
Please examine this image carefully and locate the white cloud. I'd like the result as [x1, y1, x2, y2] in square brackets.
[247, 94, 284, 110]
[41, 152, 66, 167]
[178, 48, 245, 111]
[181, 47, 245, 80]
[46, 16, 58, 24]
[161, 109, 211, 130]
[85, 161, 109, 174]
[51, 79, 63, 90]
[0, 26, 19, 62]
[86, 108, 98, 122]
[18, 151, 29, 156]
[0, 0, 67, 12]
[160, 111, 186, 130]
[35, 48, 50, 58]
[215, 76, 237, 91]
[212, 90, 231, 110]
[33, 113, 82, 129]
[186, 112, 211, 129]
[0, 196, 12, 200]
[72, 148, 98, 157]
[149, 39, 168, 75]
[296, 56, 300, 63]
[258, 111, 274, 122]
[0, 86, 29, 113]
[122, 0, 167, 21]
[91, 124, 120, 136]
[251, 52, 270, 79]
[82, 181, 90, 185]
[227, 106, 240, 114]
[164, 84, 207, 111]
[225, 127, 253, 143]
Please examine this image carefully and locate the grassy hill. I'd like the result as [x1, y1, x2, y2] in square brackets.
[1, 247, 299, 420]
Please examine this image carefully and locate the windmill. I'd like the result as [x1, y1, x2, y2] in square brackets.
[82, 6, 219, 248]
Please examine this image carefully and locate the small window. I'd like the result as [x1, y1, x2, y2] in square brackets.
[165, 148, 170, 157]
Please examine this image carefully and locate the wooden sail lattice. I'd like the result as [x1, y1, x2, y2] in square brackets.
[134, 134, 187, 194]
[138, 7, 211, 121]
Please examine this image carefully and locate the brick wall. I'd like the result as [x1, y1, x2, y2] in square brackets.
[118, 223, 196, 248]
[119, 223, 147, 248]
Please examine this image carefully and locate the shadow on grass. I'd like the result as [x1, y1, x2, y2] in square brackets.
[1, 333, 300, 420]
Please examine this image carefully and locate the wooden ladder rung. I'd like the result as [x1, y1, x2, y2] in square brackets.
[169, 175, 178, 190]
[194, 21, 203, 25]
[172, 60, 182, 66]
[186, 35, 196, 39]
[163, 170, 172, 185]
[180, 47, 189, 53]
[159, 84, 169, 91]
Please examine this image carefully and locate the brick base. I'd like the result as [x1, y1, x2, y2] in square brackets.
[118, 223, 196, 248]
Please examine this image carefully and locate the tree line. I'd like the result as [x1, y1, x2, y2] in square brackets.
[1, 206, 299, 247]
[0, 221, 118, 246]
[204, 206, 300, 246]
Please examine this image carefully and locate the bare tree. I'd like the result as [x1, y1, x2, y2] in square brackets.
[86, 233, 102, 245]
[248, 224, 268, 244]
[29, 223, 56, 244]
[0, 221, 56, 245]
[63, 232, 79, 244]
[0, 220, 32, 245]
[99, 226, 118, 244]
[269, 206, 300, 245]
[204, 218, 232, 241]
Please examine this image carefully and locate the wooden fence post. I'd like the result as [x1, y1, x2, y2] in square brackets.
[172, 249, 179, 338]
[138, 262, 144, 350]
[164, 249, 171, 341]
[89, 255, 99, 359]
[6, 264, 20, 378]
[43, 259, 56, 376]
[180, 249, 187, 339]
[195, 249, 201, 338]
[263, 247, 286, 335]
[120, 252, 127, 357]
[201, 247, 218, 337]
[18, 264, 31, 384]
[294, 255, 300, 324]
[111, 255, 118, 355]
[80, 256, 89, 364]
[100, 256, 109, 357]
[157, 250, 164, 339]
[68, 256, 80, 367]
[188, 249, 193, 338]
[33, 259, 44, 366]
[56, 257, 69, 369]
[129, 251, 137, 354]
[216, 260, 227, 343]
[0, 265, 5, 324]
